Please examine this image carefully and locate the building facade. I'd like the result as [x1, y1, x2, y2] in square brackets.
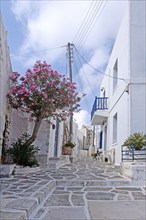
[78, 125, 96, 157]
[0, 16, 12, 163]
[91, 1, 146, 165]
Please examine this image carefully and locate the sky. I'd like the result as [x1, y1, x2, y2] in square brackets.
[0, 0, 127, 128]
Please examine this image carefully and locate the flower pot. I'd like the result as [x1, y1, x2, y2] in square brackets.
[62, 146, 72, 155]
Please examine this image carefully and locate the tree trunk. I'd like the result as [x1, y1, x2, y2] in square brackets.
[1, 112, 11, 164]
[25, 116, 43, 146]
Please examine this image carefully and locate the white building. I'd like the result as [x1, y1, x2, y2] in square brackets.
[0, 16, 12, 163]
[91, 1, 146, 165]
[9, 110, 66, 164]
[9, 109, 82, 165]
[78, 125, 96, 157]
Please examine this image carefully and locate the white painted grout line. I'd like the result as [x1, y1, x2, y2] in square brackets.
[83, 192, 91, 220]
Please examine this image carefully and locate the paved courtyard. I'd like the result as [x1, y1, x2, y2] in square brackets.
[0, 158, 146, 220]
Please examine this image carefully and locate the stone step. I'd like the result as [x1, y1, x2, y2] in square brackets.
[0, 181, 56, 220]
[29, 179, 146, 220]
[0, 210, 27, 220]
[56, 179, 131, 187]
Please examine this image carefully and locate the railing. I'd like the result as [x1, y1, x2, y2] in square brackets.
[91, 97, 108, 120]
[121, 145, 146, 162]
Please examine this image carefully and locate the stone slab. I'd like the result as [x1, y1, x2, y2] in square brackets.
[42, 207, 88, 220]
[44, 194, 71, 206]
[88, 201, 146, 220]
[5, 198, 38, 215]
[84, 187, 113, 191]
[56, 180, 85, 187]
[86, 192, 115, 200]
[0, 183, 9, 192]
[14, 166, 40, 174]
[0, 210, 27, 220]
[71, 195, 84, 206]
[1, 198, 17, 209]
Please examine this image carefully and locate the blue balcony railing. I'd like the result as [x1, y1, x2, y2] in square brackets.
[91, 97, 108, 120]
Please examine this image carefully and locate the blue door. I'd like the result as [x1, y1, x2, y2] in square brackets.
[54, 120, 59, 156]
[99, 131, 103, 149]
[104, 126, 107, 151]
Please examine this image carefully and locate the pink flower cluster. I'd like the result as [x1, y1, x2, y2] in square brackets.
[7, 61, 81, 120]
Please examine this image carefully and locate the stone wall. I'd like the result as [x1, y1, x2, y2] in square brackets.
[121, 162, 146, 185]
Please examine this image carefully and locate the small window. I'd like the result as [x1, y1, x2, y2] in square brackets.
[113, 113, 117, 143]
[113, 59, 118, 91]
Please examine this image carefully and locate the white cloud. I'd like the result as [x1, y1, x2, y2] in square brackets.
[74, 110, 90, 129]
[10, 0, 127, 127]
[11, 1, 127, 64]
[11, 1, 92, 65]
[76, 45, 110, 98]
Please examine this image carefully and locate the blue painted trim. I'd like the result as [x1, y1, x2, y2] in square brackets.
[91, 97, 108, 120]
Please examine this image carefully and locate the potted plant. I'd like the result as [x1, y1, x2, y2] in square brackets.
[122, 132, 146, 150]
[62, 141, 76, 155]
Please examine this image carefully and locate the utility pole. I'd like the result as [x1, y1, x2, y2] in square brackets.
[67, 42, 73, 142]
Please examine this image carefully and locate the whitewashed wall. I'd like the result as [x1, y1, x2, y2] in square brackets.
[9, 112, 65, 164]
[129, 0, 146, 135]
[9, 110, 28, 144]
[98, 1, 146, 165]
[0, 16, 12, 162]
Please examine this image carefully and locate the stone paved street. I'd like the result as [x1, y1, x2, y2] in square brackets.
[0, 158, 146, 220]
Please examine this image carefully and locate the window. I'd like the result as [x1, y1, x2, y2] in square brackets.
[113, 59, 118, 91]
[113, 113, 117, 143]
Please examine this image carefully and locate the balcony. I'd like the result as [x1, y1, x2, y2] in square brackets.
[91, 97, 108, 125]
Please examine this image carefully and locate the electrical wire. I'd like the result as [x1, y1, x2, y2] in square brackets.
[73, 46, 96, 97]
[10, 45, 66, 57]
[73, 52, 91, 110]
[75, 1, 104, 48]
[74, 46, 128, 83]
[72, 0, 98, 45]
[72, 0, 108, 51]
[77, 0, 108, 50]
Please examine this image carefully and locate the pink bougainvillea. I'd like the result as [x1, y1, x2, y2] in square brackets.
[7, 61, 82, 145]
[7, 61, 81, 119]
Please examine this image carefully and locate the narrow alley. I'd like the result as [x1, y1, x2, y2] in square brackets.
[0, 158, 145, 220]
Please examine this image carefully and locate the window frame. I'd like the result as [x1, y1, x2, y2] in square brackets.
[113, 59, 118, 92]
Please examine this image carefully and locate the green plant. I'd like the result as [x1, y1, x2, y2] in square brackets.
[6, 133, 39, 167]
[64, 141, 76, 149]
[122, 132, 146, 150]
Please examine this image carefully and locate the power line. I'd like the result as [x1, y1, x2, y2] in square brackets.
[73, 46, 96, 97]
[72, 0, 97, 44]
[10, 45, 66, 57]
[73, 52, 91, 110]
[72, 0, 108, 51]
[75, 1, 104, 48]
[77, 0, 108, 50]
[74, 46, 128, 83]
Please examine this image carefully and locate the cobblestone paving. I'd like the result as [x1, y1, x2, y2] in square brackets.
[0, 158, 146, 220]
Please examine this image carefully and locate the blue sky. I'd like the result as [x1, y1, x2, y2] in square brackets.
[1, 0, 127, 128]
